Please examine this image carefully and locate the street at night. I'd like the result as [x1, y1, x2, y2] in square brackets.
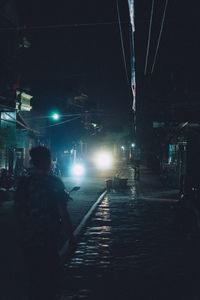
[63, 166, 200, 300]
[1, 164, 200, 299]
[1, 0, 200, 299]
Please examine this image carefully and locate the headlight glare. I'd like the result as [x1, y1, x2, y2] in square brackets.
[71, 163, 85, 176]
[94, 152, 113, 170]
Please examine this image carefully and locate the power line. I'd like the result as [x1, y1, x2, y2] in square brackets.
[3, 112, 31, 131]
[0, 21, 128, 32]
[144, 0, 155, 75]
[24, 113, 81, 121]
[116, 0, 130, 85]
[1, 117, 29, 130]
[0, 103, 16, 111]
[37, 116, 81, 129]
[151, 0, 169, 74]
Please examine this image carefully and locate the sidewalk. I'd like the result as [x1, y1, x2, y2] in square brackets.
[61, 165, 200, 300]
[134, 165, 180, 201]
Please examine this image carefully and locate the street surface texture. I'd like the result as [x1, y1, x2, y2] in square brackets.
[62, 166, 200, 300]
[1, 164, 200, 299]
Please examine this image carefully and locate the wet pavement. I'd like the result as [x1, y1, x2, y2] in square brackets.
[1, 164, 200, 299]
[62, 166, 200, 300]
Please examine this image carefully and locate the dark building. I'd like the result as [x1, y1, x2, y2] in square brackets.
[0, 1, 37, 171]
[134, 0, 200, 191]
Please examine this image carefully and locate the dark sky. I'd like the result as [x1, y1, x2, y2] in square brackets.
[1, 0, 199, 143]
[16, 0, 132, 120]
[135, 0, 200, 99]
[0, 0, 133, 149]
[16, 0, 199, 112]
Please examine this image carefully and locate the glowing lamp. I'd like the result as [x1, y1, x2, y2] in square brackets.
[94, 151, 113, 170]
[52, 113, 59, 120]
[71, 164, 85, 176]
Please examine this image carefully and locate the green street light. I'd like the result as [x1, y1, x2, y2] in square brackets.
[52, 113, 59, 120]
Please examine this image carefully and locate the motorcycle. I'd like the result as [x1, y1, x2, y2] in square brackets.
[0, 169, 16, 203]
[0, 169, 15, 191]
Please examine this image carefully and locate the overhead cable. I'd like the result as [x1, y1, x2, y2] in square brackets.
[3, 112, 31, 131]
[37, 116, 81, 129]
[0, 21, 128, 32]
[0, 103, 16, 111]
[116, 0, 130, 85]
[24, 113, 81, 121]
[151, 0, 169, 74]
[144, 0, 155, 75]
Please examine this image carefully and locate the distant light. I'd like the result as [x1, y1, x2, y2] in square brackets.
[94, 151, 113, 170]
[131, 143, 135, 148]
[52, 113, 59, 120]
[121, 146, 125, 150]
[71, 164, 85, 176]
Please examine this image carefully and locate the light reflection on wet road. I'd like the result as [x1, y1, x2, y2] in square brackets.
[62, 168, 117, 230]
[63, 185, 200, 300]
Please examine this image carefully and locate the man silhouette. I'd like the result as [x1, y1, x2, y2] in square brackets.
[15, 146, 76, 300]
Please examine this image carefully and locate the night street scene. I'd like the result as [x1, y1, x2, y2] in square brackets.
[0, 0, 200, 299]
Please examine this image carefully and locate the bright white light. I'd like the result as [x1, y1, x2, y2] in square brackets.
[72, 164, 85, 176]
[52, 113, 59, 120]
[131, 143, 135, 148]
[121, 146, 125, 150]
[95, 152, 113, 170]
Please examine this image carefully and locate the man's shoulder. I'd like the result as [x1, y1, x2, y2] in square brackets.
[17, 174, 65, 195]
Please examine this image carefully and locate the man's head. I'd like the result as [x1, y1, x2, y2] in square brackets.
[30, 146, 51, 173]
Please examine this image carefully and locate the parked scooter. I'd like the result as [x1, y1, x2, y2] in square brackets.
[0, 169, 16, 202]
[0, 169, 15, 191]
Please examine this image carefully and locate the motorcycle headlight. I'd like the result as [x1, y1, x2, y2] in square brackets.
[71, 163, 85, 176]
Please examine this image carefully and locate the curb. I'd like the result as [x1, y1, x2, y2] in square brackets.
[59, 189, 107, 257]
